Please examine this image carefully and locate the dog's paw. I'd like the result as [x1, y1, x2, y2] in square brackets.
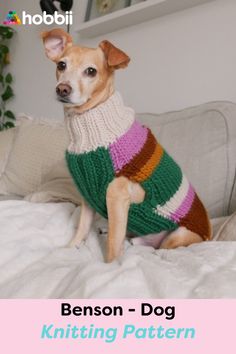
[67, 239, 82, 249]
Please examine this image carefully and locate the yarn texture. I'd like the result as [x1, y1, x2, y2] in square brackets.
[65, 92, 211, 239]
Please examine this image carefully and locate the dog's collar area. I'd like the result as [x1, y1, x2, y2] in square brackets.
[65, 91, 135, 154]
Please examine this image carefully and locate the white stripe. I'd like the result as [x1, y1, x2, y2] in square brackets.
[154, 175, 190, 218]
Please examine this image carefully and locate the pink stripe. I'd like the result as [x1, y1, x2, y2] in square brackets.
[170, 185, 195, 222]
[109, 120, 148, 172]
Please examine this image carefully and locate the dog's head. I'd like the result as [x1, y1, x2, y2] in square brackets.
[41, 28, 130, 111]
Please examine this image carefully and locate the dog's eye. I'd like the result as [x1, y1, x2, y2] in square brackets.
[57, 61, 66, 71]
[84, 67, 97, 77]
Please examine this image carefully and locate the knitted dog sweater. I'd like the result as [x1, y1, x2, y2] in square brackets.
[65, 92, 211, 239]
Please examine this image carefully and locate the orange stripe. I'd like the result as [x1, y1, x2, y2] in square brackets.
[133, 143, 164, 182]
[117, 129, 156, 179]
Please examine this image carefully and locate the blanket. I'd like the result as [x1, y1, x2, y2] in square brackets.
[0, 200, 236, 298]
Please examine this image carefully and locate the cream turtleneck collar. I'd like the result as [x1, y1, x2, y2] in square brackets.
[65, 91, 135, 154]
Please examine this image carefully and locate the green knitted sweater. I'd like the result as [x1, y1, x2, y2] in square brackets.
[65, 92, 210, 239]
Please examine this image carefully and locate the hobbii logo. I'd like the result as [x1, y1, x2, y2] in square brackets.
[3, 11, 73, 26]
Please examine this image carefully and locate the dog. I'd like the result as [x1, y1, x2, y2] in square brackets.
[41, 28, 212, 262]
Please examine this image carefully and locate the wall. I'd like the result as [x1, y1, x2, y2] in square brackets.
[3, 0, 66, 120]
[3, 0, 236, 120]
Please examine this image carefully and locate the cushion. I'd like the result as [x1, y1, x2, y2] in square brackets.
[0, 115, 70, 197]
[0, 127, 18, 178]
[214, 211, 236, 241]
[24, 158, 81, 205]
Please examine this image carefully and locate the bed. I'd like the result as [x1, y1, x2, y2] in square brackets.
[0, 100, 236, 298]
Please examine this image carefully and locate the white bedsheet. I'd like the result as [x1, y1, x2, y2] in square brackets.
[0, 200, 236, 298]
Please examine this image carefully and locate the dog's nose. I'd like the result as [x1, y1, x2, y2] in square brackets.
[56, 83, 72, 98]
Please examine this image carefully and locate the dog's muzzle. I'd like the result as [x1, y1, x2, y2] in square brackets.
[56, 83, 72, 102]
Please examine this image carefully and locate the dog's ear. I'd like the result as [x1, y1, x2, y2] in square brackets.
[41, 28, 72, 61]
[99, 40, 130, 70]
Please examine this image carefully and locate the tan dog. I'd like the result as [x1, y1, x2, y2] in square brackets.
[41, 28, 211, 262]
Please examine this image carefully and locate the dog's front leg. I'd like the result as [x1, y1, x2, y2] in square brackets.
[69, 198, 95, 248]
[106, 177, 131, 262]
[106, 177, 145, 263]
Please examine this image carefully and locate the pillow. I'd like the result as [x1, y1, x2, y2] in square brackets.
[0, 115, 70, 197]
[214, 211, 236, 241]
[24, 158, 81, 205]
[0, 127, 18, 178]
